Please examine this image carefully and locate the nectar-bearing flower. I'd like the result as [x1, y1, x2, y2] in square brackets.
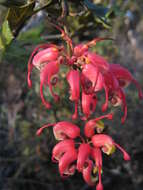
[110, 63, 143, 99]
[77, 143, 91, 172]
[52, 139, 75, 162]
[67, 70, 80, 119]
[28, 28, 142, 190]
[92, 134, 130, 160]
[37, 120, 131, 190]
[82, 91, 97, 119]
[36, 121, 80, 140]
[40, 61, 60, 108]
[84, 113, 113, 138]
[58, 149, 77, 177]
[27, 44, 60, 88]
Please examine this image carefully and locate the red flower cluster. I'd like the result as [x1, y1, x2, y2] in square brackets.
[36, 119, 130, 190]
[27, 26, 142, 190]
[27, 35, 142, 123]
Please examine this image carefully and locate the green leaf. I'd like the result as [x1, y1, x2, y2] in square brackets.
[0, 0, 27, 7]
[0, 20, 14, 60]
[83, 0, 109, 17]
[1, 20, 14, 45]
[6, 1, 36, 36]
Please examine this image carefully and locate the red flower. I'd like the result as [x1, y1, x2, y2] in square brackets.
[27, 44, 59, 88]
[53, 121, 80, 140]
[73, 44, 88, 57]
[52, 139, 75, 162]
[58, 149, 77, 177]
[84, 113, 113, 138]
[77, 143, 91, 172]
[84, 52, 109, 72]
[81, 91, 97, 119]
[92, 134, 130, 160]
[82, 159, 96, 186]
[109, 88, 127, 123]
[36, 121, 80, 140]
[82, 63, 103, 93]
[67, 70, 80, 119]
[110, 63, 143, 99]
[91, 148, 103, 190]
[40, 61, 60, 108]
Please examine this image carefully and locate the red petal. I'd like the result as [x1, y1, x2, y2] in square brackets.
[82, 159, 95, 186]
[40, 61, 59, 103]
[53, 121, 80, 140]
[52, 139, 75, 162]
[67, 70, 80, 101]
[84, 113, 113, 138]
[77, 143, 91, 172]
[59, 150, 77, 176]
[110, 64, 143, 99]
[32, 47, 59, 68]
[92, 134, 113, 148]
[82, 91, 97, 119]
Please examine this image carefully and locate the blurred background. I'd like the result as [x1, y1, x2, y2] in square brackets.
[0, 0, 143, 190]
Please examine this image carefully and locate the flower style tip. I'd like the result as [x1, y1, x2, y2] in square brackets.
[132, 78, 143, 99]
[36, 123, 55, 136]
[114, 142, 130, 161]
[96, 182, 103, 190]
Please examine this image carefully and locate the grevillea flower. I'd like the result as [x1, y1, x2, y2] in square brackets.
[40, 61, 60, 108]
[32, 47, 59, 69]
[82, 63, 103, 93]
[84, 52, 109, 72]
[84, 113, 113, 138]
[92, 134, 130, 160]
[36, 121, 80, 140]
[82, 159, 96, 186]
[27, 44, 60, 88]
[31, 33, 142, 190]
[53, 121, 80, 140]
[67, 70, 80, 119]
[58, 149, 77, 176]
[110, 63, 143, 99]
[77, 143, 91, 172]
[101, 70, 119, 112]
[109, 88, 127, 124]
[52, 139, 75, 162]
[73, 44, 88, 57]
[82, 91, 97, 119]
[73, 38, 110, 58]
[91, 148, 103, 190]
